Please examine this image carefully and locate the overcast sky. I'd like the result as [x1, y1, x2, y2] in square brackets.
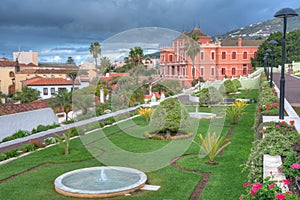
[0, 0, 299, 63]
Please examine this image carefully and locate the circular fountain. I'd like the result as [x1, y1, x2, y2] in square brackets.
[189, 111, 216, 119]
[54, 166, 147, 198]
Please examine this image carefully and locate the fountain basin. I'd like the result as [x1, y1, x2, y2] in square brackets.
[54, 166, 147, 198]
[189, 112, 216, 119]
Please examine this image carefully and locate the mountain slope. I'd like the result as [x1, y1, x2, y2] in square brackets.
[215, 8, 300, 40]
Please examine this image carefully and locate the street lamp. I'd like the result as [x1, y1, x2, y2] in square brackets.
[274, 8, 298, 119]
[266, 49, 272, 87]
[268, 40, 279, 88]
[263, 53, 269, 81]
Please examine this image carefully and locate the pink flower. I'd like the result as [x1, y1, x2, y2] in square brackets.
[268, 183, 275, 189]
[238, 196, 243, 200]
[291, 163, 300, 169]
[275, 193, 286, 200]
[283, 179, 290, 185]
[278, 166, 282, 173]
[252, 183, 262, 192]
[243, 182, 250, 187]
[276, 125, 281, 129]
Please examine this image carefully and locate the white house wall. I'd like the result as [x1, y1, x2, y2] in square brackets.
[0, 108, 58, 141]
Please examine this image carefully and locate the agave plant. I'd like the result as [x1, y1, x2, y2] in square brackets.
[195, 132, 231, 164]
[137, 107, 154, 122]
[226, 100, 247, 124]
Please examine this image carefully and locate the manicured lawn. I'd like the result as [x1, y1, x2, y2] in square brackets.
[0, 104, 255, 199]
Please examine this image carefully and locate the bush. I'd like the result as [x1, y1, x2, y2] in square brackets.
[4, 149, 19, 159]
[44, 137, 57, 145]
[137, 107, 154, 122]
[20, 144, 37, 152]
[232, 79, 242, 89]
[151, 98, 190, 136]
[2, 130, 31, 142]
[243, 132, 293, 183]
[0, 154, 6, 161]
[68, 128, 79, 137]
[226, 101, 247, 124]
[198, 87, 223, 106]
[36, 125, 47, 132]
[104, 117, 116, 125]
[222, 80, 237, 94]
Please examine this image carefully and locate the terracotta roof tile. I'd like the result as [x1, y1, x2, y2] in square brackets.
[0, 99, 50, 116]
[22, 77, 80, 86]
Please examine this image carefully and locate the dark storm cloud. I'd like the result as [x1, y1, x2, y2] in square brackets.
[0, 0, 299, 58]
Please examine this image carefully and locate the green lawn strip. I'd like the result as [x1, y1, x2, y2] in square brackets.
[227, 89, 259, 101]
[176, 104, 255, 199]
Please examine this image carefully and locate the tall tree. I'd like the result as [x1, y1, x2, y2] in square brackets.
[66, 56, 75, 64]
[67, 71, 78, 91]
[125, 46, 149, 84]
[100, 56, 112, 75]
[12, 86, 40, 103]
[185, 34, 201, 80]
[89, 42, 101, 73]
[49, 90, 72, 122]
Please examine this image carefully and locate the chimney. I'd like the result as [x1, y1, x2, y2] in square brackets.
[238, 37, 242, 47]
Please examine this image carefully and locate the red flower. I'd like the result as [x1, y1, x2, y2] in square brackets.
[283, 179, 290, 185]
[280, 121, 286, 125]
[275, 193, 286, 200]
[243, 182, 250, 187]
[268, 183, 275, 189]
[289, 120, 295, 125]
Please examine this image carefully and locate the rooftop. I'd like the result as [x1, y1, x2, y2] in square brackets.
[22, 77, 80, 86]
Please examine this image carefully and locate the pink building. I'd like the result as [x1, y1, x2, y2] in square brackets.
[160, 28, 264, 87]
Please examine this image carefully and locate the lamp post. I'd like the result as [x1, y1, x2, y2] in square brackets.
[263, 53, 269, 80]
[268, 40, 279, 88]
[266, 49, 273, 87]
[274, 8, 298, 119]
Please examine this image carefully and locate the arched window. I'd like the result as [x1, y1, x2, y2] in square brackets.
[200, 51, 204, 60]
[221, 68, 226, 75]
[243, 52, 248, 59]
[211, 66, 215, 76]
[221, 52, 226, 59]
[211, 51, 215, 60]
[200, 66, 204, 76]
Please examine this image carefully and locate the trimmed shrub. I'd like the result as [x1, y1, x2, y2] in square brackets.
[0, 154, 6, 161]
[198, 86, 223, 106]
[20, 144, 37, 152]
[44, 137, 57, 145]
[222, 79, 237, 94]
[2, 130, 30, 142]
[151, 98, 190, 136]
[4, 149, 19, 159]
[36, 125, 47, 132]
[232, 79, 242, 89]
[104, 117, 116, 125]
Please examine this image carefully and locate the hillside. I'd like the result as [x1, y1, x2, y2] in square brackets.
[215, 7, 300, 40]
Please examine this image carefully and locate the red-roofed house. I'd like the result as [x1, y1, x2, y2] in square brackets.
[22, 77, 80, 99]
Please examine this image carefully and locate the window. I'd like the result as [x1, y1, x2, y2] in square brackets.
[211, 67, 215, 76]
[221, 52, 226, 59]
[200, 67, 204, 76]
[221, 68, 226, 75]
[232, 52, 237, 59]
[200, 52, 204, 60]
[161, 55, 165, 62]
[232, 68, 236, 76]
[254, 52, 257, 58]
[243, 52, 248, 59]
[192, 67, 195, 78]
[169, 55, 173, 62]
[43, 88, 48, 95]
[211, 52, 215, 60]
[51, 88, 55, 95]
[243, 67, 247, 75]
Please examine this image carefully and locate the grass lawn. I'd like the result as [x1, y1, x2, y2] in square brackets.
[0, 104, 255, 200]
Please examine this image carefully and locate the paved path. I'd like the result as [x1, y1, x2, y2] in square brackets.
[273, 73, 300, 106]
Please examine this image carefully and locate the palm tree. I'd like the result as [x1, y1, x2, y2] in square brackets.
[89, 42, 101, 73]
[125, 46, 149, 84]
[100, 56, 112, 75]
[49, 90, 72, 122]
[67, 71, 78, 91]
[185, 34, 200, 80]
